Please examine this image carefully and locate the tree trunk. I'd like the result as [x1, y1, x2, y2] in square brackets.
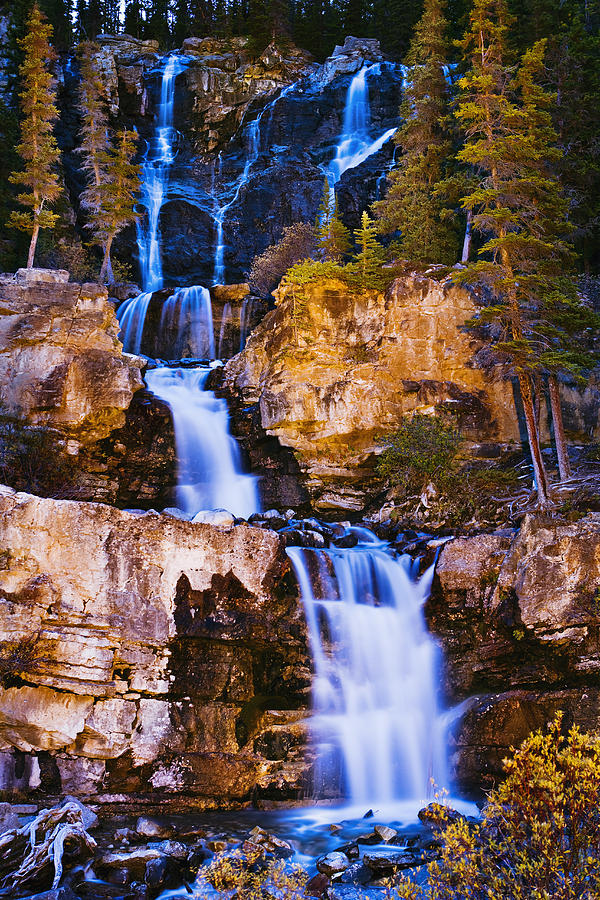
[519, 372, 550, 506]
[99, 234, 114, 283]
[27, 224, 40, 268]
[461, 211, 472, 263]
[548, 375, 572, 481]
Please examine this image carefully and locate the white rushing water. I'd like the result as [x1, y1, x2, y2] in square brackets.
[159, 285, 215, 359]
[326, 63, 397, 191]
[287, 532, 448, 809]
[211, 81, 299, 284]
[137, 54, 186, 293]
[117, 291, 153, 355]
[117, 285, 215, 358]
[145, 366, 260, 519]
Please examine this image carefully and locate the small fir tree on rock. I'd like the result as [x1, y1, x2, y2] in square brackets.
[316, 178, 351, 263]
[373, 0, 459, 264]
[8, 3, 61, 269]
[351, 211, 385, 287]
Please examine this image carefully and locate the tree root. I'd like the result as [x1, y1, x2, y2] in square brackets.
[0, 801, 97, 895]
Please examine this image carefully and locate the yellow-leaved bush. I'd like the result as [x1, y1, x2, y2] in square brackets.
[394, 714, 600, 899]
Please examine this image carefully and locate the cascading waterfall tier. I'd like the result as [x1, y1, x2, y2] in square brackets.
[137, 54, 186, 293]
[326, 63, 398, 191]
[210, 81, 299, 284]
[116, 285, 215, 359]
[288, 530, 448, 808]
[145, 366, 259, 519]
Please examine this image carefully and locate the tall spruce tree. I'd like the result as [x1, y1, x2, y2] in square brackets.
[91, 129, 140, 282]
[453, 0, 576, 505]
[77, 41, 114, 278]
[373, 0, 458, 264]
[8, 3, 61, 269]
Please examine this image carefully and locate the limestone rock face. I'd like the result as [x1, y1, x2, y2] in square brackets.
[0, 488, 310, 806]
[0, 273, 143, 444]
[431, 514, 600, 791]
[223, 274, 519, 513]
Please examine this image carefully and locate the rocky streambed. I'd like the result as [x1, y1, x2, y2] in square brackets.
[0, 796, 478, 899]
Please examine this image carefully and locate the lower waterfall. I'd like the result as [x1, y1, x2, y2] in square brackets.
[287, 531, 448, 809]
[145, 365, 260, 519]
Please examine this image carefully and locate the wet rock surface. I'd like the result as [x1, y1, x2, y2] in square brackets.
[0, 799, 446, 899]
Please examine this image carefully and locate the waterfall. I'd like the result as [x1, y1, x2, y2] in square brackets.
[211, 81, 299, 284]
[116, 285, 214, 359]
[212, 118, 260, 285]
[287, 532, 448, 808]
[159, 285, 215, 359]
[327, 63, 397, 189]
[145, 366, 260, 519]
[239, 296, 256, 351]
[116, 291, 153, 355]
[217, 302, 232, 359]
[137, 54, 186, 293]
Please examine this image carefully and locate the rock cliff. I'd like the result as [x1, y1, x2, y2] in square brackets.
[60, 36, 403, 284]
[223, 272, 599, 514]
[0, 487, 310, 807]
[432, 513, 600, 792]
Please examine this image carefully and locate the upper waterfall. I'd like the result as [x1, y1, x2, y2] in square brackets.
[327, 63, 398, 189]
[137, 54, 186, 293]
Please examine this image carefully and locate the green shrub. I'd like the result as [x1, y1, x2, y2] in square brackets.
[376, 414, 461, 495]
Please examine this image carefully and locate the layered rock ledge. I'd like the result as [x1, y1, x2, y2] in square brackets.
[432, 513, 600, 791]
[0, 487, 310, 808]
[0, 270, 143, 446]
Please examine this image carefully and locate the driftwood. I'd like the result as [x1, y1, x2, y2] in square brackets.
[0, 801, 97, 896]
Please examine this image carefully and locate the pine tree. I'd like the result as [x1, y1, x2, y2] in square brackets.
[351, 211, 385, 285]
[8, 3, 61, 270]
[91, 129, 140, 283]
[453, 2, 575, 505]
[373, 0, 459, 264]
[317, 179, 351, 262]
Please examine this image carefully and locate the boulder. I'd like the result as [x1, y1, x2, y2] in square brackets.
[316, 851, 350, 876]
[0, 274, 143, 444]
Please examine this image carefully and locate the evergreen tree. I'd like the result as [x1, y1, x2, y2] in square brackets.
[91, 129, 140, 282]
[372, 0, 425, 59]
[317, 179, 351, 262]
[373, 0, 458, 264]
[351, 211, 385, 285]
[123, 0, 143, 38]
[8, 3, 61, 270]
[77, 41, 113, 277]
[77, 42, 110, 192]
[453, 2, 575, 506]
[552, 4, 600, 274]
